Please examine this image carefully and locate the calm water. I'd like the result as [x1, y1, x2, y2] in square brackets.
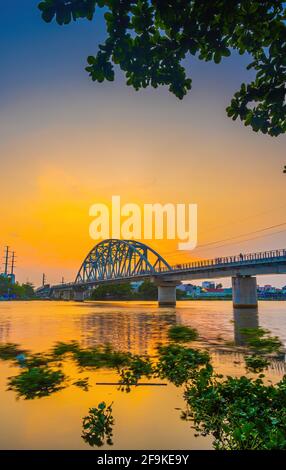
[0, 300, 285, 450]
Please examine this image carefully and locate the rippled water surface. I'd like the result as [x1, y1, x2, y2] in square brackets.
[0, 300, 285, 449]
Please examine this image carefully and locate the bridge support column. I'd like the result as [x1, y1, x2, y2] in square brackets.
[62, 290, 71, 301]
[74, 290, 85, 302]
[157, 281, 181, 307]
[53, 290, 61, 300]
[232, 276, 257, 308]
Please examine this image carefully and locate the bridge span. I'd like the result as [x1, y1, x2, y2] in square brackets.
[37, 240, 286, 308]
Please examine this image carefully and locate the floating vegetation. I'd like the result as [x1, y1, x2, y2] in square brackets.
[73, 377, 89, 391]
[82, 402, 114, 447]
[52, 340, 81, 357]
[0, 343, 28, 361]
[156, 344, 210, 386]
[244, 355, 270, 373]
[7, 367, 67, 399]
[239, 327, 283, 354]
[118, 355, 153, 392]
[1, 333, 286, 450]
[184, 371, 286, 450]
[168, 325, 198, 343]
[24, 353, 55, 368]
[74, 344, 131, 369]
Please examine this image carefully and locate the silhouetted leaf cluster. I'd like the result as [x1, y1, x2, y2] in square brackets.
[38, 1, 286, 136]
[82, 402, 114, 447]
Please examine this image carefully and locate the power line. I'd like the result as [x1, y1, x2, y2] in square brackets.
[161, 223, 286, 260]
[201, 202, 286, 235]
[194, 227, 286, 253]
[195, 221, 286, 249]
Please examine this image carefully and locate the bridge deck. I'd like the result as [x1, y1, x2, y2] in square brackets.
[50, 248, 286, 291]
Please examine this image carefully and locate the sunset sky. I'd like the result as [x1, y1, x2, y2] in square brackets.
[1, 1, 286, 287]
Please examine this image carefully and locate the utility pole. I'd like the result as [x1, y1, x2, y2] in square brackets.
[42, 273, 46, 286]
[4, 246, 9, 276]
[61, 276, 65, 284]
[10, 251, 15, 275]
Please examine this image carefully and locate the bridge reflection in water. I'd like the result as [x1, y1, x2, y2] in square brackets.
[75, 302, 286, 377]
[233, 307, 259, 346]
[78, 304, 176, 355]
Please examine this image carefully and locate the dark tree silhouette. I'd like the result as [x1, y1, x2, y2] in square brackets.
[38, 1, 286, 137]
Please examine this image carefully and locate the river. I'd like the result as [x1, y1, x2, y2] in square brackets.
[0, 300, 285, 449]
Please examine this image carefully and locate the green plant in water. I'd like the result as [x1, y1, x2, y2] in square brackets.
[118, 355, 154, 392]
[25, 353, 55, 368]
[73, 377, 89, 391]
[0, 343, 27, 361]
[244, 355, 270, 373]
[156, 344, 210, 386]
[183, 368, 286, 450]
[74, 344, 131, 369]
[52, 340, 81, 357]
[168, 325, 198, 343]
[240, 327, 283, 354]
[82, 402, 114, 447]
[7, 366, 67, 399]
[51, 341, 131, 369]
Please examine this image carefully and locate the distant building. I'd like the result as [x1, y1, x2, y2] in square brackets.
[130, 281, 143, 292]
[202, 281, 215, 289]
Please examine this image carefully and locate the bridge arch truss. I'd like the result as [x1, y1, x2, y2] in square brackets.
[75, 239, 172, 284]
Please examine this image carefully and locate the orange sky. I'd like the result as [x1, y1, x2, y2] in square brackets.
[0, 4, 286, 287]
[1, 87, 286, 287]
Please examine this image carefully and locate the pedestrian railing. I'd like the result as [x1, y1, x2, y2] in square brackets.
[156, 248, 286, 273]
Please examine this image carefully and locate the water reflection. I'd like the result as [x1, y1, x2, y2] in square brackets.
[0, 301, 286, 449]
[233, 308, 259, 346]
[79, 304, 176, 354]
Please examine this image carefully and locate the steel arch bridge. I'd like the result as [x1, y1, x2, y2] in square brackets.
[75, 239, 172, 284]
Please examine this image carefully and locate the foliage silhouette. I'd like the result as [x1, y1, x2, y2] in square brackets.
[38, 1, 286, 136]
[183, 371, 286, 449]
[1, 322, 286, 449]
[244, 354, 270, 373]
[7, 367, 67, 399]
[82, 402, 114, 447]
[0, 343, 28, 361]
[168, 325, 198, 343]
[118, 355, 153, 392]
[239, 327, 283, 354]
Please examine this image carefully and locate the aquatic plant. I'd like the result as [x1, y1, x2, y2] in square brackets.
[7, 366, 67, 399]
[51, 341, 131, 369]
[118, 355, 154, 392]
[24, 353, 55, 368]
[168, 325, 198, 343]
[73, 377, 89, 391]
[2, 337, 286, 450]
[244, 355, 270, 373]
[82, 402, 114, 447]
[52, 340, 81, 357]
[0, 343, 27, 361]
[239, 327, 283, 354]
[184, 371, 286, 450]
[74, 345, 131, 369]
[156, 344, 210, 386]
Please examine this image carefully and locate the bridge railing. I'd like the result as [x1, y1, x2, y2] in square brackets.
[51, 248, 286, 288]
[155, 248, 286, 273]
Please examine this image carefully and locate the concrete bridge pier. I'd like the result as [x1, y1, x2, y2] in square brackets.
[52, 290, 61, 300]
[232, 275, 257, 308]
[156, 280, 181, 307]
[74, 289, 85, 302]
[62, 290, 72, 301]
